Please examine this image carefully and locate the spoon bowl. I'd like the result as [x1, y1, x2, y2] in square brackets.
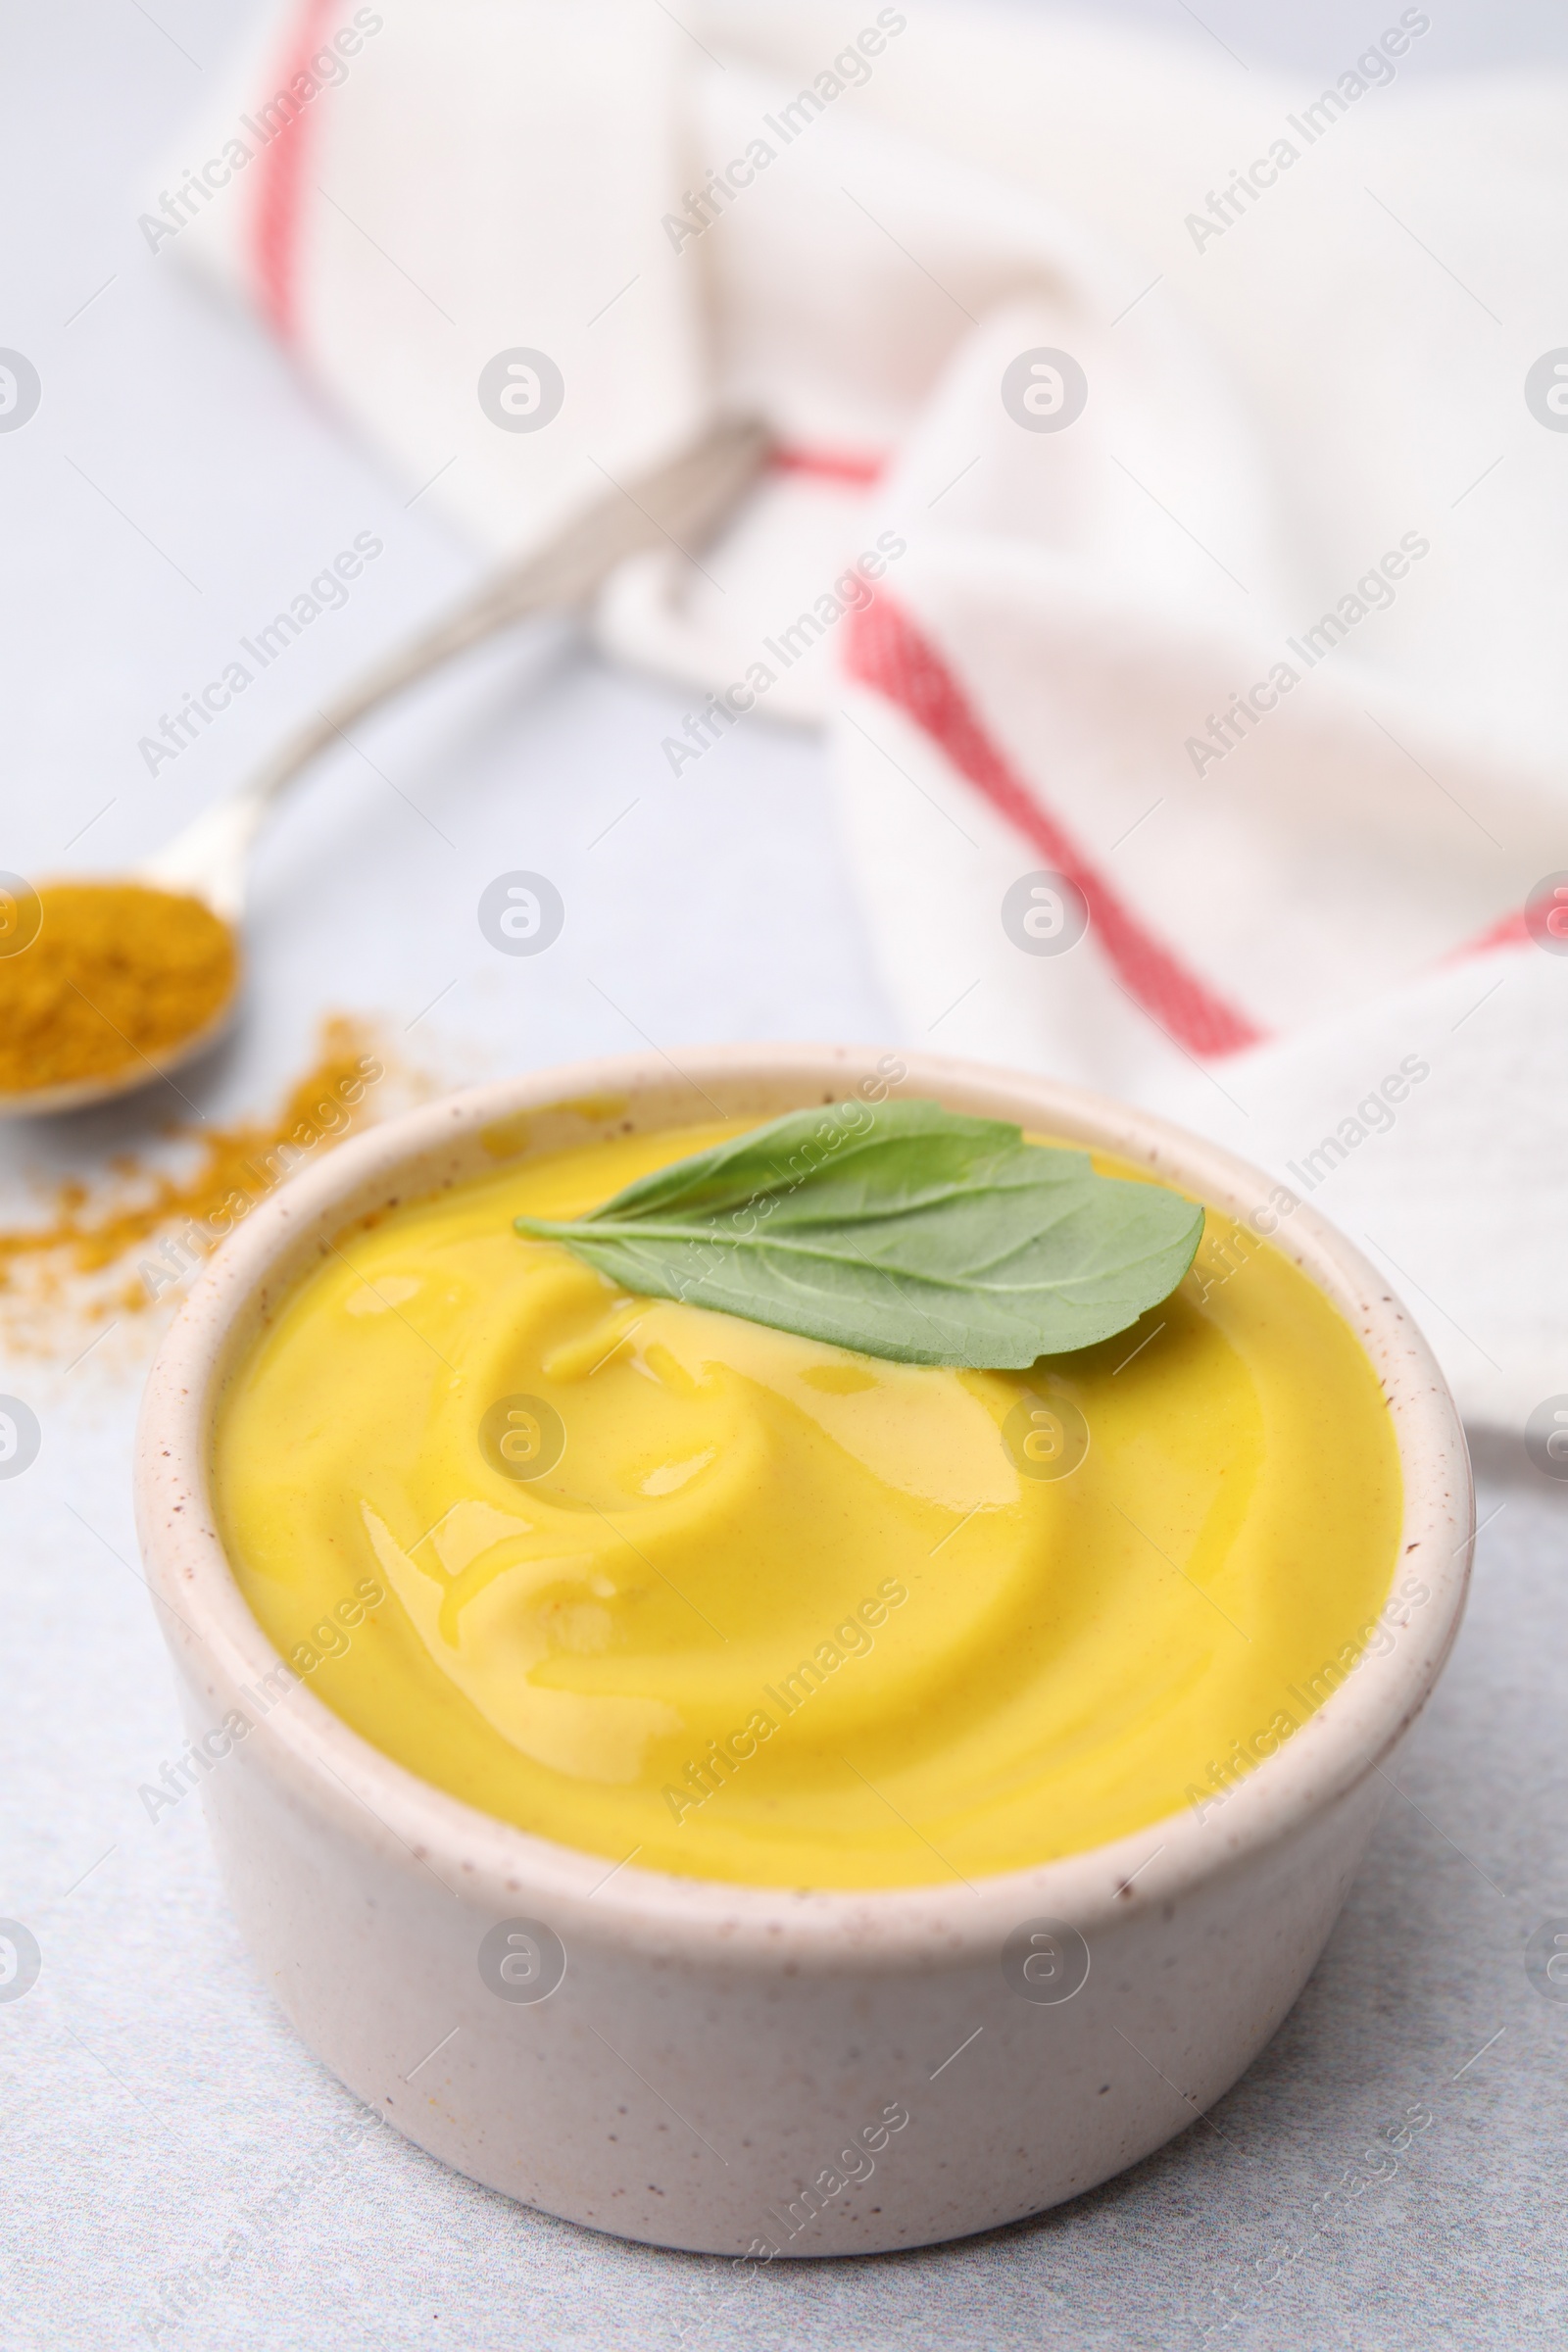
[0, 989, 241, 1120]
[0, 863, 243, 1120]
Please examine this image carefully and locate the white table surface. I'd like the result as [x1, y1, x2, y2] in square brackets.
[3, 4, 1565, 2345]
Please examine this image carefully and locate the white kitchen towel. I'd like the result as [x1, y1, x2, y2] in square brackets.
[147, 0, 1568, 1432]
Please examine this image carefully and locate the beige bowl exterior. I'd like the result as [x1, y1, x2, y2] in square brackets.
[133, 1047, 1473, 2258]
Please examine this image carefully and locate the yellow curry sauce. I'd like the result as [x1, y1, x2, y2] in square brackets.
[212, 1120, 1406, 1889]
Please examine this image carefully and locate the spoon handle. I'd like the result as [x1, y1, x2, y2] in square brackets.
[139, 414, 771, 911]
[249, 413, 770, 808]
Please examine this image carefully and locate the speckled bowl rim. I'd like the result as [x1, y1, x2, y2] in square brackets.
[134, 1044, 1473, 1975]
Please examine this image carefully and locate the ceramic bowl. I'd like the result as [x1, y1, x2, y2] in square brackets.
[134, 1046, 1473, 2257]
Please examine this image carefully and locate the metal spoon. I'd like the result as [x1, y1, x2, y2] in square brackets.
[5, 414, 771, 1119]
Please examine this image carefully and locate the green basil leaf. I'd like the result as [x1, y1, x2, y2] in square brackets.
[514, 1099, 1203, 1368]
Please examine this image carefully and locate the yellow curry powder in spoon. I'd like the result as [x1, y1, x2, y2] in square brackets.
[0, 881, 237, 1094]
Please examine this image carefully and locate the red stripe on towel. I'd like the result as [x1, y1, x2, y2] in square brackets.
[251, 0, 342, 341]
[845, 596, 1268, 1058]
[1453, 906, 1529, 956]
[771, 445, 888, 487]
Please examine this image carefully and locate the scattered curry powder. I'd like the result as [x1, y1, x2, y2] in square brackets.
[0, 881, 238, 1094]
[0, 1016, 395, 1348]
